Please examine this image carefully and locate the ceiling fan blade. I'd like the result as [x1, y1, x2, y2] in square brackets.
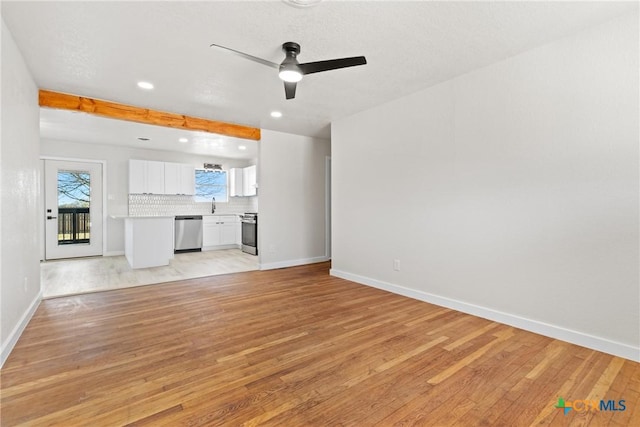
[298, 56, 367, 75]
[284, 81, 297, 100]
[210, 43, 279, 69]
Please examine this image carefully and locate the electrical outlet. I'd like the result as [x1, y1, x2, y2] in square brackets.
[23, 277, 28, 292]
[393, 259, 400, 271]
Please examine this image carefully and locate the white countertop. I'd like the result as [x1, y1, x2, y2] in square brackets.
[111, 213, 245, 219]
[110, 215, 175, 219]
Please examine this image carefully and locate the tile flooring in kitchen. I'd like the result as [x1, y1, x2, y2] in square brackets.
[40, 249, 259, 298]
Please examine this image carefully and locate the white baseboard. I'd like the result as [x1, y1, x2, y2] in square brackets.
[260, 256, 330, 271]
[103, 251, 125, 257]
[330, 269, 640, 362]
[1, 290, 42, 368]
[202, 244, 239, 252]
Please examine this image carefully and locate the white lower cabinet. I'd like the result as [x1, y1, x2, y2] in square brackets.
[220, 222, 237, 245]
[203, 220, 221, 247]
[203, 215, 241, 250]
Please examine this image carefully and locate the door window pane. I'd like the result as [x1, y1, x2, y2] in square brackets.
[57, 170, 91, 245]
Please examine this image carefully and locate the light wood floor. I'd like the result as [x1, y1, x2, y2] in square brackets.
[2, 262, 639, 426]
[40, 249, 258, 298]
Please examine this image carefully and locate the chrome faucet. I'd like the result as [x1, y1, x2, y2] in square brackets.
[211, 196, 216, 214]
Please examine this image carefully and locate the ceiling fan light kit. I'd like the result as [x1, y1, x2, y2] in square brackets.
[210, 41, 366, 100]
[279, 68, 303, 83]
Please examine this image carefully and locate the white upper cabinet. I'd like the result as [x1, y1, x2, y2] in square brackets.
[243, 165, 257, 197]
[129, 160, 146, 194]
[130, 160, 194, 195]
[129, 160, 165, 194]
[229, 165, 257, 197]
[164, 162, 195, 195]
[147, 161, 165, 194]
[164, 162, 180, 195]
[229, 168, 244, 197]
[180, 164, 195, 195]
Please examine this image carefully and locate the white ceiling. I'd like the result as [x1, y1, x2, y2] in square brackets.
[2, 0, 635, 152]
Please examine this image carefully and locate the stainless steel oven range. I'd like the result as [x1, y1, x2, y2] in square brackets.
[240, 213, 258, 255]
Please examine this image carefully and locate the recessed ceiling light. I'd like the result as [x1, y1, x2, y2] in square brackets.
[137, 81, 154, 90]
[179, 137, 188, 143]
[137, 137, 150, 141]
[238, 145, 247, 150]
[270, 111, 283, 118]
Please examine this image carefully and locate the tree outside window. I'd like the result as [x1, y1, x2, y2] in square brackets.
[195, 170, 228, 202]
[58, 171, 90, 207]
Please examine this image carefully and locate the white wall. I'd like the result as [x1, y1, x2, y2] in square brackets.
[40, 138, 255, 254]
[259, 130, 330, 269]
[331, 13, 639, 360]
[1, 20, 42, 366]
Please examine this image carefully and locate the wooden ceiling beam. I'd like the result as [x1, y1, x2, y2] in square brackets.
[38, 89, 261, 141]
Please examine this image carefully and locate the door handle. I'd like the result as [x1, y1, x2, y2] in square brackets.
[47, 216, 57, 220]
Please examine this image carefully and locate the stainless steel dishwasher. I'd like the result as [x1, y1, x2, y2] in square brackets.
[174, 215, 203, 253]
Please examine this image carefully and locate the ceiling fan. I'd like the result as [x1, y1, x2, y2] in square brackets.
[210, 42, 367, 100]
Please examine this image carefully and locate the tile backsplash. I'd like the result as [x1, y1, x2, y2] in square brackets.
[128, 194, 258, 216]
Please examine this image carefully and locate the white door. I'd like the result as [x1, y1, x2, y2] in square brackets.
[44, 160, 103, 260]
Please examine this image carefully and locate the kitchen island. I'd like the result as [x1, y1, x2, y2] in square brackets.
[119, 216, 174, 269]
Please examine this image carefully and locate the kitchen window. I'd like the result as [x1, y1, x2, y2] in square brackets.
[194, 169, 228, 202]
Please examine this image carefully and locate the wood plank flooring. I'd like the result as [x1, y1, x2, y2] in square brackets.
[2, 262, 639, 426]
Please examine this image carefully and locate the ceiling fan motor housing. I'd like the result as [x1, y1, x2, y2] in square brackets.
[282, 42, 301, 57]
